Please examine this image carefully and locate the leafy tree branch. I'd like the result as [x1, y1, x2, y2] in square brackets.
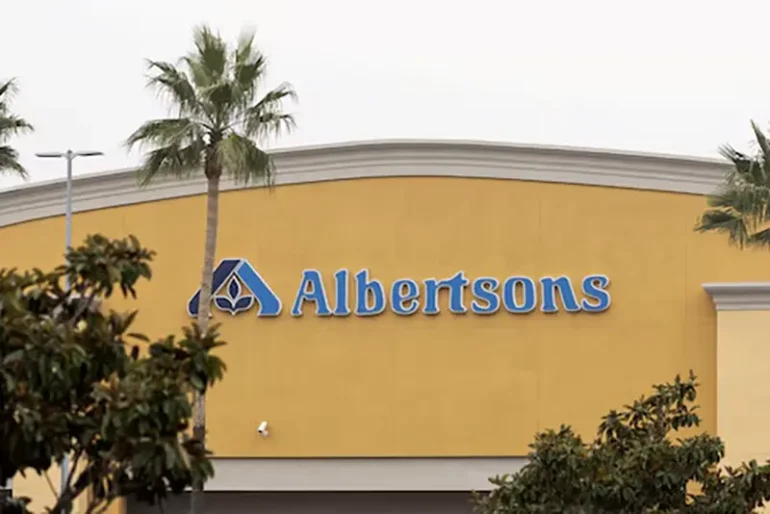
[475, 372, 770, 513]
[0, 234, 226, 514]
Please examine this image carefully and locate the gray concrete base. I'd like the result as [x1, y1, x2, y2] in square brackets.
[127, 491, 476, 514]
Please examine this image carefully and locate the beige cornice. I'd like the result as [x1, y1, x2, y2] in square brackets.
[703, 282, 770, 311]
[0, 139, 730, 228]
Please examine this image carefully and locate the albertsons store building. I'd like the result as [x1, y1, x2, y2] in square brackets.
[1, 140, 768, 514]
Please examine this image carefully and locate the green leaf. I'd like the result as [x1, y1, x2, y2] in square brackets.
[3, 349, 25, 364]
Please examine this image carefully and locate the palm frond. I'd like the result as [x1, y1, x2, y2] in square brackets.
[232, 29, 267, 104]
[185, 25, 228, 90]
[241, 83, 297, 140]
[182, 26, 263, 122]
[0, 78, 32, 180]
[136, 143, 204, 186]
[718, 143, 751, 168]
[0, 78, 32, 133]
[0, 78, 19, 102]
[750, 120, 770, 156]
[695, 209, 751, 248]
[126, 118, 203, 150]
[0, 145, 27, 178]
[0, 114, 33, 143]
[719, 145, 765, 187]
[748, 227, 770, 248]
[251, 82, 298, 114]
[146, 61, 201, 118]
[709, 184, 770, 223]
[698, 121, 770, 249]
[128, 118, 205, 185]
[217, 132, 274, 186]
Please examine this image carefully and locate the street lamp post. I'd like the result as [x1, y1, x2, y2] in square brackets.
[35, 149, 103, 512]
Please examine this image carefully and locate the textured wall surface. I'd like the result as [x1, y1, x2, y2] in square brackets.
[2, 175, 759, 459]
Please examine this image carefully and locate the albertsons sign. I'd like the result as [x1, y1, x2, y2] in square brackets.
[187, 258, 611, 318]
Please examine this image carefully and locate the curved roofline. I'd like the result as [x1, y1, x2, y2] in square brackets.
[0, 138, 730, 228]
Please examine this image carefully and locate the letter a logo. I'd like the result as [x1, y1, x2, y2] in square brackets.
[187, 258, 282, 317]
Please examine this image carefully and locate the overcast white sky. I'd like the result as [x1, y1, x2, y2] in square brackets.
[2, 0, 769, 189]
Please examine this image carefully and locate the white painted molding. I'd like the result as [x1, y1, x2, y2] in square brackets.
[703, 282, 770, 311]
[0, 139, 730, 229]
[205, 457, 526, 492]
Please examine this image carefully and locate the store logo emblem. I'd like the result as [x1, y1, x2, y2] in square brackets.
[187, 258, 282, 317]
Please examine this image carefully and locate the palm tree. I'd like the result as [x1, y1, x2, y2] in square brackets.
[126, 25, 296, 511]
[696, 121, 770, 247]
[0, 78, 34, 178]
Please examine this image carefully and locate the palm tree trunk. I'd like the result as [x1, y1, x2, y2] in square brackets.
[190, 174, 219, 514]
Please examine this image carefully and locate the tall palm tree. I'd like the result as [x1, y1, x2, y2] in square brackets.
[126, 25, 296, 511]
[0, 78, 33, 178]
[696, 121, 770, 247]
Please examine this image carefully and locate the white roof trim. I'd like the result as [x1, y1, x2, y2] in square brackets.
[204, 457, 526, 492]
[703, 282, 770, 311]
[0, 139, 730, 228]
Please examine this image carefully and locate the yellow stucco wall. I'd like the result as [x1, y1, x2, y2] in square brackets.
[716, 310, 770, 467]
[1, 176, 766, 462]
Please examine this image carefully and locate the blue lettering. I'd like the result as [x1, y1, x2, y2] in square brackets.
[391, 279, 420, 315]
[291, 270, 332, 316]
[539, 276, 581, 313]
[581, 274, 611, 312]
[423, 279, 440, 315]
[502, 276, 537, 313]
[422, 271, 469, 315]
[471, 277, 500, 314]
[354, 269, 386, 316]
[333, 269, 351, 316]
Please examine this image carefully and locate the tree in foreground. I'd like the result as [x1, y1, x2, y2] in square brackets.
[0, 79, 34, 178]
[695, 121, 770, 246]
[475, 372, 770, 513]
[125, 25, 296, 511]
[0, 234, 226, 514]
